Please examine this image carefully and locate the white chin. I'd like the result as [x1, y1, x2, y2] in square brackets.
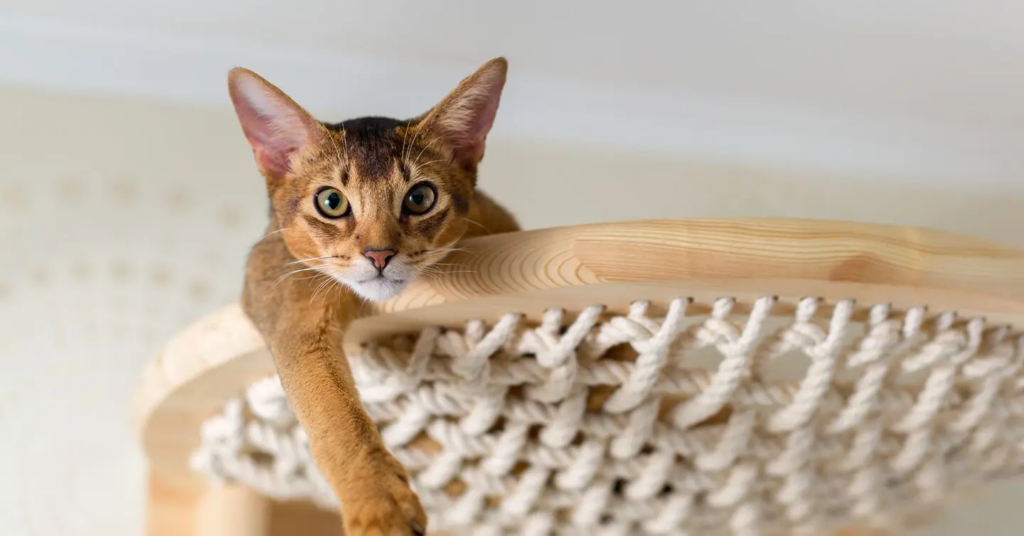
[347, 277, 410, 302]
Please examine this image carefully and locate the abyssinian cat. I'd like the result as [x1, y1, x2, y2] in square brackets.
[227, 58, 519, 535]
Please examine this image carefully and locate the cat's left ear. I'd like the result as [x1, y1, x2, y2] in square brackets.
[227, 68, 326, 184]
[418, 57, 508, 169]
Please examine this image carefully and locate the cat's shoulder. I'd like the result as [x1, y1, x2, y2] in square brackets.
[466, 189, 520, 238]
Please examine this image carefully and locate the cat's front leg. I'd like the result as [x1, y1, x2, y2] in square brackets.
[243, 239, 426, 535]
[258, 307, 428, 536]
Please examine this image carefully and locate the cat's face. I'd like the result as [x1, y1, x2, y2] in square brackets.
[228, 59, 507, 301]
[262, 117, 479, 301]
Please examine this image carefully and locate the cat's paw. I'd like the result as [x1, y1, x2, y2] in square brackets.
[340, 451, 427, 536]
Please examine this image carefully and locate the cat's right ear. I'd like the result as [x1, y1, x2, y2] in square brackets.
[227, 68, 325, 183]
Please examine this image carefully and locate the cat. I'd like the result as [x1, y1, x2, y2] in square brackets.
[227, 58, 519, 535]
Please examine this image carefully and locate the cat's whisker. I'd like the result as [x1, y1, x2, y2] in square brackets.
[309, 270, 342, 304]
[275, 265, 324, 279]
[324, 280, 343, 304]
[309, 280, 329, 303]
[419, 252, 468, 265]
[407, 120, 428, 159]
[272, 264, 332, 288]
[307, 273, 333, 289]
[273, 270, 317, 288]
[400, 119, 414, 163]
[413, 158, 446, 169]
[423, 265, 474, 275]
[340, 124, 351, 161]
[413, 134, 445, 167]
[465, 218, 489, 232]
[293, 274, 329, 283]
[283, 255, 341, 267]
[255, 227, 289, 244]
[325, 128, 344, 164]
[429, 244, 468, 252]
[425, 247, 469, 257]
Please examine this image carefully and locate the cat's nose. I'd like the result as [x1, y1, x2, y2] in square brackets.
[363, 248, 396, 270]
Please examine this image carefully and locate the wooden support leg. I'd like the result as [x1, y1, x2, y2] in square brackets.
[146, 469, 344, 536]
[196, 483, 271, 536]
[146, 470, 203, 536]
[146, 470, 270, 536]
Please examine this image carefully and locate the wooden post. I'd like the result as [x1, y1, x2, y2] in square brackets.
[196, 483, 271, 536]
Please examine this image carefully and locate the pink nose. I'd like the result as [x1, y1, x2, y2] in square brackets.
[363, 248, 396, 270]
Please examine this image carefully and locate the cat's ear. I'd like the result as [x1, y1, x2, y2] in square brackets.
[227, 68, 325, 182]
[418, 57, 508, 169]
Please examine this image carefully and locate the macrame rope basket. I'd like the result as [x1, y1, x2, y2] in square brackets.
[131, 218, 1024, 536]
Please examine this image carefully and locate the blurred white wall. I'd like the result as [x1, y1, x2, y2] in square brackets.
[2, 3, 1024, 536]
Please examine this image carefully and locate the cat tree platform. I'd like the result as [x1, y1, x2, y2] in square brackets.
[132, 218, 1024, 536]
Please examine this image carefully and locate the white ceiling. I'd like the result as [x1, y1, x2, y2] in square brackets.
[2, 1, 1024, 186]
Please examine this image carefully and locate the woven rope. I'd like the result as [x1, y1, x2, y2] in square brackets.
[191, 297, 1024, 536]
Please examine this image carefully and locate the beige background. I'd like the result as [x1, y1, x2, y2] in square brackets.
[1, 82, 1023, 535]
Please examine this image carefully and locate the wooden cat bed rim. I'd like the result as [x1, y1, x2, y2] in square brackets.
[131, 217, 1024, 494]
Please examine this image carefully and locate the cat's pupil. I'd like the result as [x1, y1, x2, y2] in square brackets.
[325, 192, 340, 209]
[410, 192, 425, 206]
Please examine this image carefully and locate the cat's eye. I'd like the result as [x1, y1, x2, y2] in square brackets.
[315, 187, 350, 218]
[403, 183, 437, 215]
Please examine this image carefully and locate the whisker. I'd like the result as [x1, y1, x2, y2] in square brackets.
[255, 227, 289, 244]
[283, 255, 341, 267]
[464, 218, 489, 232]
[427, 246, 469, 253]
[291, 273, 332, 282]
[272, 266, 328, 288]
[324, 280, 343, 304]
[310, 272, 339, 304]
[340, 125, 350, 161]
[424, 248, 469, 258]
[308, 272, 334, 289]
[401, 119, 414, 163]
[413, 158, 446, 170]
[408, 120, 428, 160]
[326, 128, 344, 164]
[413, 134, 445, 166]
[274, 265, 325, 279]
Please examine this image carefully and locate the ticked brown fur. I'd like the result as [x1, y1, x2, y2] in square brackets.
[228, 59, 518, 535]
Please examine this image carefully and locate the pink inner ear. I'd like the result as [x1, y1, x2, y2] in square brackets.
[440, 67, 506, 168]
[229, 74, 313, 180]
[464, 91, 500, 143]
[236, 108, 301, 179]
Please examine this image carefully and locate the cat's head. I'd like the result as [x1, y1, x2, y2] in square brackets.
[227, 58, 507, 301]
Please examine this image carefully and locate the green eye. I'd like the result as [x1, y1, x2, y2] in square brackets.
[315, 187, 349, 218]
[403, 183, 437, 215]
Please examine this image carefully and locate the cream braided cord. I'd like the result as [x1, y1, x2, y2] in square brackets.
[190, 296, 1024, 536]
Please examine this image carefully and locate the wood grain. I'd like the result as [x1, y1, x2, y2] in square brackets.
[347, 218, 1024, 352]
[131, 218, 1024, 536]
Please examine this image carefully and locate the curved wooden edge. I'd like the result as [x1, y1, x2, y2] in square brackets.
[372, 218, 1024, 314]
[131, 218, 1024, 490]
[132, 302, 274, 490]
[346, 218, 1024, 351]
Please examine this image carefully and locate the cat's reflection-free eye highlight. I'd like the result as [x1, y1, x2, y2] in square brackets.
[315, 187, 350, 218]
[403, 183, 437, 215]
